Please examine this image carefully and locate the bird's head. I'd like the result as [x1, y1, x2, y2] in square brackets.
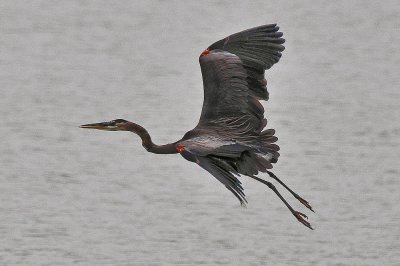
[80, 119, 130, 131]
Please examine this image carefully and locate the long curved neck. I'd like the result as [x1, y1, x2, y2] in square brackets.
[125, 122, 178, 154]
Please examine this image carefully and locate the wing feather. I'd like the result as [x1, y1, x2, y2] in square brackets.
[196, 24, 284, 136]
[197, 156, 247, 206]
[205, 24, 285, 100]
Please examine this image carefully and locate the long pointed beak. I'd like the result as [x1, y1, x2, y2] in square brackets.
[79, 122, 118, 131]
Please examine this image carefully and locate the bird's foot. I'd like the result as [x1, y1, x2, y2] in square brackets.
[294, 194, 314, 213]
[293, 211, 313, 230]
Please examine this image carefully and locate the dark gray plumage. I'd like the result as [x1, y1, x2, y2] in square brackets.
[80, 24, 314, 229]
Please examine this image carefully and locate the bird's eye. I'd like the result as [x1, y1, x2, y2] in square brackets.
[113, 119, 126, 123]
[105, 120, 118, 126]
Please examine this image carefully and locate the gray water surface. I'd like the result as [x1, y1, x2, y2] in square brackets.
[1, 1, 400, 265]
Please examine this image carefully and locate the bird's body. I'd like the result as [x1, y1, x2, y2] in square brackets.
[81, 24, 314, 229]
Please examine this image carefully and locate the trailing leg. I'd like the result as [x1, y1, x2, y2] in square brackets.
[249, 175, 313, 230]
[267, 170, 314, 212]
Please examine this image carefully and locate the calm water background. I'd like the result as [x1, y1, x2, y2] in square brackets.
[1, 1, 399, 265]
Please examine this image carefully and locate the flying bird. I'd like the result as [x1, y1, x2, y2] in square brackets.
[80, 24, 314, 229]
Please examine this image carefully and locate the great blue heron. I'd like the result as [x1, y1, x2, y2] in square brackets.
[80, 24, 314, 229]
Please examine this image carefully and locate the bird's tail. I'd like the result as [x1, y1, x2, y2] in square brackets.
[235, 127, 280, 176]
[258, 128, 280, 163]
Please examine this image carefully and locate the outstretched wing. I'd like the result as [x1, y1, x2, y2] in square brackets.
[180, 147, 247, 206]
[197, 156, 247, 206]
[196, 24, 284, 135]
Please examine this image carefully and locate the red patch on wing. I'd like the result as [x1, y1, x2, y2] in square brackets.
[176, 144, 185, 153]
[200, 48, 210, 57]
